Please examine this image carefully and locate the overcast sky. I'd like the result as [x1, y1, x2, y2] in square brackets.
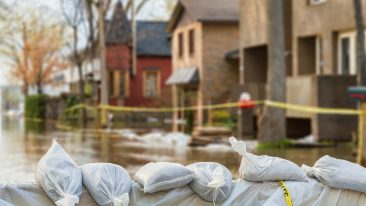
[0, 0, 174, 86]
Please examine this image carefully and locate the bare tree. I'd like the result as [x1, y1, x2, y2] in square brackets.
[258, 0, 287, 142]
[353, 0, 366, 86]
[60, 0, 88, 127]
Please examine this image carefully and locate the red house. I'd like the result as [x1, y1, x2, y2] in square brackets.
[105, 2, 172, 107]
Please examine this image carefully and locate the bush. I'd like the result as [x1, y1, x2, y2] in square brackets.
[25, 94, 47, 119]
[60, 96, 80, 121]
[211, 109, 235, 129]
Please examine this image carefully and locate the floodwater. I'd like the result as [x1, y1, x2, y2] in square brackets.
[0, 117, 355, 183]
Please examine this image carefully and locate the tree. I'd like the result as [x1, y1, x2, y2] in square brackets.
[0, 13, 68, 96]
[353, 0, 366, 86]
[257, 0, 287, 142]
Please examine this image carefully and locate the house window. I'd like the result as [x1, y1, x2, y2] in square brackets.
[109, 71, 114, 96]
[109, 71, 128, 97]
[178, 32, 184, 57]
[189, 29, 195, 55]
[119, 71, 129, 97]
[144, 71, 160, 97]
[338, 32, 356, 75]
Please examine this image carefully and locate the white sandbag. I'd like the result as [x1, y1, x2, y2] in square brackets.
[302, 155, 366, 193]
[134, 162, 194, 193]
[35, 140, 82, 206]
[187, 162, 232, 203]
[0, 199, 13, 206]
[229, 137, 307, 182]
[81, 163, 131, 206]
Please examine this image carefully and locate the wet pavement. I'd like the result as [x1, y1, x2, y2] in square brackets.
[0, 117, 355, 183]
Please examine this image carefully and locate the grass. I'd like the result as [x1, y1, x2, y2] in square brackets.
[257, 139, 293, 150]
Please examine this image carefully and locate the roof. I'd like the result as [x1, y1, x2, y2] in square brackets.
[166, 67, 199, 85]
[105, 2, 171, 56]
[105, 2, 131, 45]
[136, 21, 171, 56]
[225, 49, 239, 60]
[168, 0, 240, 32]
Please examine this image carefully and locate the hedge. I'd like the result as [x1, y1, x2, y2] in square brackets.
[25, 94, 47, 119]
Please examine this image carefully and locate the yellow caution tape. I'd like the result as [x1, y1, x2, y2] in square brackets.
[264, 100, 362, 115]
[26, 100, 366, 165]
[65, 100, 363, 115]
[278, 181, 293, 206]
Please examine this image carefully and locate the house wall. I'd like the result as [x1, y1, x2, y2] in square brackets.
[171, 11, 204, 129]
[106, 44, 172, 107]
[239, 0, 358, 141]
[171, 10, 240, 129]
[292, 0, 366, 76]
[123, 56, 172, 107]
[240, 0, 292, 82]
[201, 23, 240, 104]
[106, 44, 131, 70]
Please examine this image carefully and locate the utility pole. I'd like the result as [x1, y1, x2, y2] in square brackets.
[131, 0, 137, 76]
[98, 0, 108, 126]
[258, 0, 287, 142]
[354, 0, 366, 86]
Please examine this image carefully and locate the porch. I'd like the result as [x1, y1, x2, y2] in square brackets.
[238, 75, 357, 141]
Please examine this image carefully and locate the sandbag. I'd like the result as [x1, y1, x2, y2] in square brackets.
[81, 163, 131, 206]
[134, 162, 194, 193]
[187, 162, 232, 203]
[35, 140, 82, 206]
[0, 199, 13, 206]
[302, 155, 366, 193]
[229, 137, 307, 182]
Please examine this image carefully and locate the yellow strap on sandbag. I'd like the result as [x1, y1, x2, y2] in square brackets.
[278, 181, 293, 206]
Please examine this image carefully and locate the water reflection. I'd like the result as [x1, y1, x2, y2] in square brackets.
[0, 117, 355, 183]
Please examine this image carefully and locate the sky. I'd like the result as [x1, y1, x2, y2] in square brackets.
[0, 0, 175, 86]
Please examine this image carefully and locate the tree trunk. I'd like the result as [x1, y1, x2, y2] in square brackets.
[86, 1, 97, 99]
[73, 25, 87, 128]
[23, 81, 29, 97]
[258, 0, 287, 142]
[36, 80, 42, 95]
[354, 0, 366, 86]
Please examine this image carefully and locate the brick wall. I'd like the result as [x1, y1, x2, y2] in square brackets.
[106, 44, 131, 70]
[202, 23, 240, 104]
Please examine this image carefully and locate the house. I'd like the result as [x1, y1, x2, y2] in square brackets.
[166, 0, 240, 132]
[239, 0, 360, 141]
[105, 2, 172, 107]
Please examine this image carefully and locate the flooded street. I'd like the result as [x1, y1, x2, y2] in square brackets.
[0, 117, 355, 183]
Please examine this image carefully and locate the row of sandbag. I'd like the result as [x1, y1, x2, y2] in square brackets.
[35, 139, 233, 206]
[229, 137, 366, 194]
[35, 137, 366, 206]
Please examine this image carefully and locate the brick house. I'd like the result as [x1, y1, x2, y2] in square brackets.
[167, 0, 240, 132]
[105, 2, 172, 107]
[239, 0, 361, 141]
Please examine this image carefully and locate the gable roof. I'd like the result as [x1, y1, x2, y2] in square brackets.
[105, 2, 171, 56]
[167, 0, 240, 32]
[105, 1, 131, 45]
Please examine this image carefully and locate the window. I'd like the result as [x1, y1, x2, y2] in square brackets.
[189, 29, 195, 55]
[119, 71, 129, 97]
[144, 71, 159, 97]
[109, 71, 129, 97]
[340, 37, 350, 74]
[338, 32, 356, 75]
[178, 32, 184, 57]
[109, 71, 114, 96]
